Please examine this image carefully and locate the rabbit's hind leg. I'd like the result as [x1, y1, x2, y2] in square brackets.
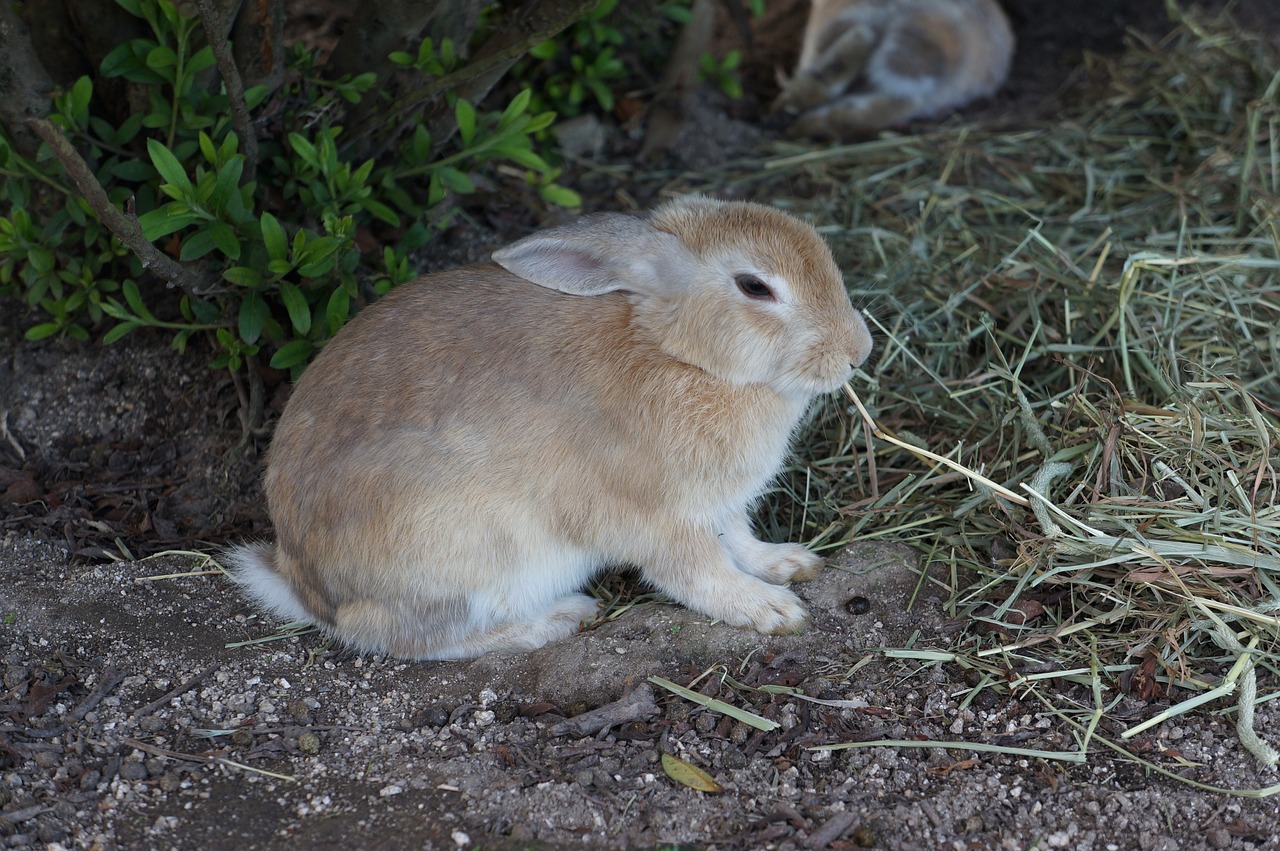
[777, 23, 880, 114]
[787, 91, 919, 139]
[430, 593, 601, 660]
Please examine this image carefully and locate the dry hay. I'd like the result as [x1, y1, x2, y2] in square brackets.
[700, 3, 1279, 780]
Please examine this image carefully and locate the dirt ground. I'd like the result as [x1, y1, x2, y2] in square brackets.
[4, 2, 1280, 849]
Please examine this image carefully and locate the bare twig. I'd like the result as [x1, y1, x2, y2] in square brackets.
[550, 683, 659, 737]
[357, 0, 596, 158]
[192, 0, 260, 182]
[25, 117, 221, 297]
[130, 662, 220, 720]
[67, 666, 125, 724]
[122, 736, 297, 782]
[807, 812, 857, 849]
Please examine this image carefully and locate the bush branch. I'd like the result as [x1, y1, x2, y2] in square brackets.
[192, 0, 260, 183]
[26, 117, 222, 297]
[355, 0, 597, 157]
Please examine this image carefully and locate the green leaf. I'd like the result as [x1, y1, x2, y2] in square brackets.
[660, 753, 722, 794]
[70, 76, 93, 125]
[525, 111, 557, 134]
[114, 0, 143, 15]
[455, 98, 477, 147]
[111, 159, 156, 181]
[529, 42, 557, 60]
[279, 281, 311, 335]
[103, 321, 140, 344]
[498, 88, 532, 131]
[297, 254, 337, 279]
[24, 322, 61, 341]
[296, 236, 343, 278]
[209, 221, 241, 260]
[241, 85, 267, 109]
[539, 184, 582, 208]
[147, 138, 193, 195]
[267, 258, 293, 276]
[116, 112, 144, 144]
[409, 124, 432, 163]
[325, 287, 350, 334]
[99, 40, 155, 82]
[187, 46, 216, 75]
[437, 166, 474, 195]
[188, 296, 220, 323]
[239, 292, 268, 344]
[223, 266, 263, 287]
[500, 146, 550, 173]
[260, 212, 288, 262]
[145, 44, 177, 70]
[210, 157, 244, 211]
[359, 198, 400, 227]
[289, 134, 319, 170]
[138, 207, 199, 241]
[270, 339, 313, 370]
[179, 228, 217, 261]
[122, 279, 157, 322]
[28, 246, 56, 275]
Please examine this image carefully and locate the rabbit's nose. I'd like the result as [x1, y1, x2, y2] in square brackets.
[846, 311, 873, 368]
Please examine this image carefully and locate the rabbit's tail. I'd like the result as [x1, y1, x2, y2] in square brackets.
[221, 541, 314, 625]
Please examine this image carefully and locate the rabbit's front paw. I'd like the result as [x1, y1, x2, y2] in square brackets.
[752, 543, 824, 584]
[744, 585, 811, 635]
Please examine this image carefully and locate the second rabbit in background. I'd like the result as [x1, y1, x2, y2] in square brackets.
[775, 0, 1014, 139]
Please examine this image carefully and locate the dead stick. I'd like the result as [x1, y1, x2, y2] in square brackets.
[66, 665, 125, 724]
[25, 117, 221, 297]
[121, 736, 297, 781]
[130, 662, 220, 720]
[191, 0, 259, 183]
[359, 0, 596, 158]
[551, 683, 659, 737]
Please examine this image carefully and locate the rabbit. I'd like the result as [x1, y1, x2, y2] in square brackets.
[223, 195, 874, 660]
[774, 0, 1014, 140]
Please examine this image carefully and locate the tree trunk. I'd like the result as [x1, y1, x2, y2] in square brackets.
[0, 3, 57, 158]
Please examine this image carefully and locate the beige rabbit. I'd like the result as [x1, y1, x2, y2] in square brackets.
[775, 0, 1014, 139]
[224, 196, 873, 660]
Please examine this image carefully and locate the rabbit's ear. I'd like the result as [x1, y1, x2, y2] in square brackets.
[493, 213, 693, 297]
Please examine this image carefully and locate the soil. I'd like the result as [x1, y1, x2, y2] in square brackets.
[4, 2, 1280, 850]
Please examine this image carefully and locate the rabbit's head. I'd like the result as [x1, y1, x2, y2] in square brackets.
[493, 196, 872, 404]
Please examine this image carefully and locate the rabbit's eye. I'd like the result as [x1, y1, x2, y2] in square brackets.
[735, 274, 775, 300]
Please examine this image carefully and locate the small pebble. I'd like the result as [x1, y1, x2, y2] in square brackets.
[119, 761, 148, 781]
[298, 732, 321, 755]
[1206, 828, 1232, 849]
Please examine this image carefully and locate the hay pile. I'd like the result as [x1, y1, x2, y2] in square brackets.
[743, 5, 1279, 776]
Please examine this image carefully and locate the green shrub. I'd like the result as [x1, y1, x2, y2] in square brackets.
[0, 0, 579, 381]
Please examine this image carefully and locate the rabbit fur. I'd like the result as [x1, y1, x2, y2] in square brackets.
[775, 0, 1014, 139]
[224, 196, 873, 660]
